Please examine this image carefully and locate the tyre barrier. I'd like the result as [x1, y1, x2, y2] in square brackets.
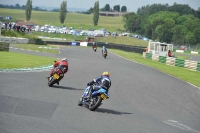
[146, 53, 152, 60]
[158, 56, 167, 64]
[152, 54, 159, 61]
[184, 60, 197, 71]
[197, 62, 200, 71]
[143, 52, 146, 58]
[143, 52, 200, 72]
[166, 57, 175, 66]
[175, 59, 185, 67]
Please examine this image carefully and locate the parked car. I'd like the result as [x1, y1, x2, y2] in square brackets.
[94, 33, 103, 37]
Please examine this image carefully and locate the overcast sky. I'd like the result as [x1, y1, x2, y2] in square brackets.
[0, 0, 199, 12]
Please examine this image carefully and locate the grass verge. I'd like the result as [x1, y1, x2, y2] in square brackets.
[109, 49, 200, 87]
[0, 51, 56, 69]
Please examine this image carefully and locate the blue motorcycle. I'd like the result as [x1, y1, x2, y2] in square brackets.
[78, 85, 109, 111]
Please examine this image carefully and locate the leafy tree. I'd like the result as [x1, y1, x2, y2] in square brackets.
[93, 1, 99, 26]
[15, 4, 20, 9]
[121, 6, 127, 12]
[21, 5, 26, 10]
[137, 4, 169, 16]
[168, 3, 194, 16]
[145, 11, 179, 40]
[104, 4, 110, 11]
[123, 13, 141, 32]
[113, 5, 120, 12]
[51, 8, 59, 12]
[155, 18, 175, 42]
[25, 0, 32, 21]
[172, 25, 188, 45]
[193, 28, 200, 43]
[59, 1, 67, 24]
[87, 7, 93, 13]
[185, 31, 197, 45]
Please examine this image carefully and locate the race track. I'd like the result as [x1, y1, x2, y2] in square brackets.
[1, 46, 200, 133]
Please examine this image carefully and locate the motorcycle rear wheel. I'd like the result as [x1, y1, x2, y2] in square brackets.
[89, 96, 102, 111]
[48, 77, 56, 87]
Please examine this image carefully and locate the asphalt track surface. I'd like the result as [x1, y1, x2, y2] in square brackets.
[1, 46, 200, 133]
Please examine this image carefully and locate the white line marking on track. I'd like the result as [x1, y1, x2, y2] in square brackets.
[164, 120, 200, 133]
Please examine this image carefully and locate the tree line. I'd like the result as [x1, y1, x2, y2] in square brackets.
[0, 3, 47, 11]
[88, 4, 127, 13]
[123, 3, 200, 46]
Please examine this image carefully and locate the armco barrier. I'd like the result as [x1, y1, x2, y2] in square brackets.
[45, 41, 80, 46]
[1, 37, 29, 44]
[87, 42, 145, 54]
[44, 41, 145, 54]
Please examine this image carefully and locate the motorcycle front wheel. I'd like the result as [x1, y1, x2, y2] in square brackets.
[78, 97, 83, 106]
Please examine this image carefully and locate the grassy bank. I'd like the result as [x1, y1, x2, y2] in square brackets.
[0, 51, 56, 69]
[0, 8, 123, 32]
[109, 49, 200, 87]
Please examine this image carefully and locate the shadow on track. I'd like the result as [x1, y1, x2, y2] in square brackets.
[96, 108, 133, 115]
[52, 85, 84, 90]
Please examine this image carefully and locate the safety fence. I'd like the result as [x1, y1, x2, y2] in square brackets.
[1, 36, 29, 44]
[143, 52, 200, 72]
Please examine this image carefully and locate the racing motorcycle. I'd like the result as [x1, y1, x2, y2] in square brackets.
[102, 51, 107, 58]
[78, 84, 109, 111]
[93, 45, 97, 52]
[48, 66, 66, 87]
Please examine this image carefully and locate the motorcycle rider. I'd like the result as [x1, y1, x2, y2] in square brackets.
[101, 46, 107, 54]
[92, 42, 97, 49]
[48, 58, 68, 85]
[86, 71, 111, 99]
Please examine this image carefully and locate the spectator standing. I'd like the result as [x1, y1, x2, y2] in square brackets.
[4, 21, 7, 30]
[9, 22, 12, 30]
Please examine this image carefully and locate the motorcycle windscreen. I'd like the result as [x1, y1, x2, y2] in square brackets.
[83, 86, 90, 97]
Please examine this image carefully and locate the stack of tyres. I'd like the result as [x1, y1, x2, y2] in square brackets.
[158, 56, 167, 64]
[175, 59, 185, 67]
[197, 62, 200, 71]
[146, 53, 152, 60]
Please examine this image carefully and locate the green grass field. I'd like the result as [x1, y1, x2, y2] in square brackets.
[0, 51, 56, 69]
[0, 8, 124, 31]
